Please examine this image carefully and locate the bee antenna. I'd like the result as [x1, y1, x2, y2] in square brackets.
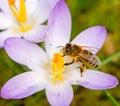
[56, 46, 63, 48]
[56, 46, 64, 53]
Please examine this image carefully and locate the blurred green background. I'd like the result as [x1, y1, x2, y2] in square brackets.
[0, 0, 120, 106]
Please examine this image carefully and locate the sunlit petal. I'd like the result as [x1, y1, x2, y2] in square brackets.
[0, 12, 12, 29]
[72, 26, 106, 54]
[1, 71, 46, 99]
[46, 82, 73, 106]
[0, 0, 13, 18]
[75, 69, 118, 90]
[26, 0, 59, 25]
[4, 37, 48, 71]
[45, 0, 71, 58]
[17, 25, 47, 42]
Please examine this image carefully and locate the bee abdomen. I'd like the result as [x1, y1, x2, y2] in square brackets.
[88, 57, 99, 67]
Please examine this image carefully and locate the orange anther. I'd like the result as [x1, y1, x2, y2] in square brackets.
[8, 0, 15, 6]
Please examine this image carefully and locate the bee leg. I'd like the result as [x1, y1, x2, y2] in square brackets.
[76, 58, 86, 77]
[64, 59, 74, 65]
[80, 64, 86, 77]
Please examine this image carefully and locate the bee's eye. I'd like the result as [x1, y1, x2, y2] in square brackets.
[66, 48, 71, 52]
[66, 43, 71, 47]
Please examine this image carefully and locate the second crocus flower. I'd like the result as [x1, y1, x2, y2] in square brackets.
[0, 0, 59, 47]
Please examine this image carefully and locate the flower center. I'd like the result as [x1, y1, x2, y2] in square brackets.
[51, 53, 65, 84]
[8, 0, 32, 32]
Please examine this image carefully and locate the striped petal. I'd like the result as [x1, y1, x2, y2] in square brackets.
[1, 71, 46, 99]
[72, 26, 107, 54]
[46, 82, 73, 106]
[4, 37, 48, 71]
[70, 69, 118, 90]
[45, 0, 71, 59]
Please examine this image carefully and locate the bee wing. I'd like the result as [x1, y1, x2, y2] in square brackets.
[82, 46, 99, 54]
[78, 53, 101, 66]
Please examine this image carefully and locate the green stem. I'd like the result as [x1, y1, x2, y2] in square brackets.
[96, 51, 120, 106]
[96, 51, 120, 70]
[104, 90, 120, 106]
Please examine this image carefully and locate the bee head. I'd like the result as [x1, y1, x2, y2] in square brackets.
[62, 43, 72, 55]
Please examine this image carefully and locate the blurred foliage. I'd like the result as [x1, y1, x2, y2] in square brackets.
[0, 0, 120, 106]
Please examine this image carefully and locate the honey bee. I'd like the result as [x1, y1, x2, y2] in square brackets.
[61, 43, 101, 77]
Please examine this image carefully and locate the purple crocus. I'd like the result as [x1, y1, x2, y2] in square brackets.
[0, 0, 58, 47]
[1, 0, 118, 106]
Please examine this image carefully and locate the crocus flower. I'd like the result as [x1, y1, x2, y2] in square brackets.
[0, 0, 58, 47]
[1, 0, 118, 106]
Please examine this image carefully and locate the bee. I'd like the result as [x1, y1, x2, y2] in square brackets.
[61, 43, 101, 77]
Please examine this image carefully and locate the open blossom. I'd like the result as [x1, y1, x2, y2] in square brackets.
[0, 0, 58, 47]
[1, 0, 118, 106]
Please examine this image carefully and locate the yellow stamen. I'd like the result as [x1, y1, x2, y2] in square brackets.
[51, 53, 65, 84]
[20, 24, 32, 32]
[8, 0, 27, 23]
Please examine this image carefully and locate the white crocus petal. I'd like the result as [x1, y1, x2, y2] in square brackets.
[4, 37, 48, 71]
[45, 0, 71, 58]
[0, 0, 13, 18]
[17, 25, 47, 42]
[26, 0, 59, 25]
[46, 82, 73, 106]
[0, 12, 12, 29]
[74, 69, 118, 90]
[1, 71, 46, 99]
[65, 68, 81, 85]
[72, 26, 106, 54]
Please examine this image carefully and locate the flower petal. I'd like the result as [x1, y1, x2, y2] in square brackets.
[71, 26, 107, 54]
[45, 0, 71, 58]
[26, 0, 59, 25]
[17, 25, 47, 42]
[65, 67, 81, 85]
[0, 30, 14, 48]
[0, 12, 12, 30]
[74, 69, 118, 90]
[4, 37, 48, 71]
[0, 0, 13, 18]
[1, 71, 46, 99]
[46, 82, 73, 106]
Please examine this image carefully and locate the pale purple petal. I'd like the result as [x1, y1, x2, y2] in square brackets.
[1, 71, 46, 99]
[45, 0, 71, 58]
[17, 25, 47, 42]
[72, 26, 107, 54]
[0, 30, 14, 48]
[26, 0, 59, 25]
[75, 69, 118, 90]
[46, 82, 73, 106]
[4, 37, 48, 71]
